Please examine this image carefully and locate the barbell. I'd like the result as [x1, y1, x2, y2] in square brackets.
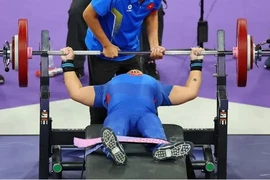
[1, 18, 270, 88]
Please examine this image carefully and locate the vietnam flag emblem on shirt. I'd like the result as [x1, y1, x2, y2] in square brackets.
[147, 2, 154, 10]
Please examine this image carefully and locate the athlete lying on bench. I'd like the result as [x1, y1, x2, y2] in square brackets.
[61, 47, 204, 165]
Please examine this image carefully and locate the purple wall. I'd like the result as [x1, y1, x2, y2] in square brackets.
[0, 0, 70, 54]
[0, 0, 270, 108]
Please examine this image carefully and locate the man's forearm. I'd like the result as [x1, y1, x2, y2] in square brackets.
[146, 11, 159, 48]
[83, 6, 111, 47]
[185, 71, 202, 94]
[64, 72, 83, 97]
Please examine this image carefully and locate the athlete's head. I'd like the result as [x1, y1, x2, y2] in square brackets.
[127, 69, 143, 75]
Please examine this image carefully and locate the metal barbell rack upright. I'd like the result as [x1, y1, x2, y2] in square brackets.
[215, 29, 228, 179]
[38, 30, 86, 179]
[39, 30, 51, 179]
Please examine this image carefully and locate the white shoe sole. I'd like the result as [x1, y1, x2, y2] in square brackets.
[153, 141, 193, 161]
[101, 128, 127, 165]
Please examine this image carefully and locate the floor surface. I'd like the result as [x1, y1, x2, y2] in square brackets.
[1, 136, 270, 179]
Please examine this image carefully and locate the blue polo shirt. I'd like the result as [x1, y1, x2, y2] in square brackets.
[85, 0, 162, 61]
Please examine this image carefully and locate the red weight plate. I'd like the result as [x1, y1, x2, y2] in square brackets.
[236, 18, 248, 87]
[250, 36, 254, 70]
[18, 19, 28, 87]
[12, 36, 15, 70]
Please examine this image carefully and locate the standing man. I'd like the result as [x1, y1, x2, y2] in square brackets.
[83, 0, 165, 124]
[66, 0, 91, 78]
[140, 0, 167, 80]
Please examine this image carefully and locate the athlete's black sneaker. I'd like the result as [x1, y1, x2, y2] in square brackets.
[153, 141, 194, 161]
[101, 127, 127, 165]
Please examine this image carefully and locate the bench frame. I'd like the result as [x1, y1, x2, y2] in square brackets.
[38, 30, 228, 179]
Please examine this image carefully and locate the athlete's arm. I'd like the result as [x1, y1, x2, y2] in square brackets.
[158, 48, 204, 106]
[145, 9, 160, 48]
[83, 0, 112, 48]
[60, 47, 104, 107]
[64, 72, 96, 106]
[168, 71, 202, 105]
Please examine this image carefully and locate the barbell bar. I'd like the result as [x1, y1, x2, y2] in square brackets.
[0, 18, 268, 87]
[26, 49, 270, 56]
[35, 50, 230, 56]
[0, 48, 234, 55]
[1, 49, 270, 56]
[0, 49, 235, 55]
[14, 49, 235, 56]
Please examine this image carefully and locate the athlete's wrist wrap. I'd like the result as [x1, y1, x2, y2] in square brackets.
[61, 60, 75, 73]
[190, 59, 203, 71]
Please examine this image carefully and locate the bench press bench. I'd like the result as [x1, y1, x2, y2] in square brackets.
[85, 124, 189, 179]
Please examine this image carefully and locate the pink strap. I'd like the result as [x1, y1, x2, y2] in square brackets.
[74, 136, 169, 148]
[233, 47, 238, 59]
[27, 47, 32, 59]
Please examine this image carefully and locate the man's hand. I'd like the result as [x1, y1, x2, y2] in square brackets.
[103, 44, 120, 58]
[150, 46, 166, 60]
[190, 47, 204, 61]
[60, 47, 75, 61]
